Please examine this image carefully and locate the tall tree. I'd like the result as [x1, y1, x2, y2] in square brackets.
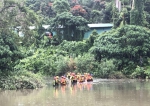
[50, 12, 89, 41]
[144, 0, 150, 28]
[52, 0, 70, 14]
[91, 25, 150, 72]
[91, 10, 101, 23]
[0, 0, 40, 74]
[130, 0, 145, 26]
[0, 0, 25, 75]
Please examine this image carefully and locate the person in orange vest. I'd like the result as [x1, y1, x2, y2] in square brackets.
[60, 76, 67, 85]
[76, 73, 81, 82]
[78, 75, 86, 83]
[53, 76, 60, 86]
[86, 74, 93, 82]
[71, 73, 77, 84]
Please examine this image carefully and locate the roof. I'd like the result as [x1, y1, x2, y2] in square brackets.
[88, 23, 113, 28]
[42, 25, 50, 29]
[16, 23, 113, 30]
[29, 26, 36, 30]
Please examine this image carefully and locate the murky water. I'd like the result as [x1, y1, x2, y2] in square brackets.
[0, 79, 150, 106]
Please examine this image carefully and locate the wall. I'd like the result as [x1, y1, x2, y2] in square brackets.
[84, 27, 112, 39]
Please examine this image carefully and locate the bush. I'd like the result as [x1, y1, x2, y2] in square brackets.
[109, 71, 126, 79]
[131, 66, 146, 79]
[75, 53, 95, 74]
[91, 25, 150, 72]
[14, 48, 58, 76]
[0, 70, 44, 90]
[93, 59, 117, 78]
[55, 56, 69, 75]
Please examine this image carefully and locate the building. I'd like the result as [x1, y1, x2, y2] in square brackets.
[16, 24, 113, 38]
[84, 23, 113, 39]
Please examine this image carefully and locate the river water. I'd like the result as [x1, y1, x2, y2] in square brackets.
[0, 79, 150, 106]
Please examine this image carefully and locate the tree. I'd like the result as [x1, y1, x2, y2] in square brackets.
[92, 0, 106, 11]
[91, 25, 150, 72]
[130, 0, 145, 26]
[52, 0, 70, 14]
[0, 0, 41, 46]
[144, 0, 150, 28]
[51, 12, 89, 41]
[112, 2, 120, 28]
[91, 10, 101, 23]
[0, 0, 40, 74]
[101, 2, 113, 23]
[0, 30, 24, 75]
[26, 0, 56, 19]
[71, 4, 87, 17]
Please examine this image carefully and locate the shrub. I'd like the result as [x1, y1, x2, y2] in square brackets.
[0, 70, 44, 90]
[75, 53, 95, 74]
[93, 59, 117, 78]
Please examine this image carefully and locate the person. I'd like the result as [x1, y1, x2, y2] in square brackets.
[60, 76, 67, 85]
[70, 73, 77, 84]
[48, 32, 53, 39]
[45, 31, 53, 39]
[78, 75, 85, 83]
[86, 74, 93, 82]
[67, 72, 71, 80]
[53, 76, 60, 86]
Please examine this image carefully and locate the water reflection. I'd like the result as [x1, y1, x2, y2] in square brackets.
[53, 82, 93, 98]
[0, 79, 150, 106]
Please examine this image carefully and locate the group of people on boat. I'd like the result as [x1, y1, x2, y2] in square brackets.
[53, 72, 93, 86]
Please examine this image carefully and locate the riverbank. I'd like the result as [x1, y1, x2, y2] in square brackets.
[0, 71, 44, 90]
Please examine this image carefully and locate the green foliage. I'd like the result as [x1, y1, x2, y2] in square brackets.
[50, 52, 97, 75]
[52, 0, 70, 14]
[75, 53, 95, 74]
[0, 0, 41, 48]
[120, 0, 130, 5]
[91, 25, 150, 75]
[131, 66, 146, 78]
[87, 30, 99, 47]
[91, 10, 101, 23]
[0, 31, 24, 75]
[14, 48, 58, 75]
[92, 59, 117, 78]
[144, 1, 150, 28]
[117, 7, 130, 27]
[109, 71, 125, 79]
[131, 58, 150, 79]
[112, 4, 120, 28]
[1, 0, 150, 90]
[58, 40, 90, 56]
[55, 56, 69, 75]
[98, 2, 113, 23]
[142, 58, 150, 78]
[144, 66, 150, 79]
[92, 0, 106, 11]
[130, 0, 145, 26]
[14, 46, 96, 77]
[0, 70, 44, 90]
[51, 12, 89, 41]
[26, 0, 56, 19]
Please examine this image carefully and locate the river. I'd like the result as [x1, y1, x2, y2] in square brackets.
[0, 79, 150, 106]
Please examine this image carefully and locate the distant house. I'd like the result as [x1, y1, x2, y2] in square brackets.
[84, 23, 113, 39]
[16, 24, 113, 39]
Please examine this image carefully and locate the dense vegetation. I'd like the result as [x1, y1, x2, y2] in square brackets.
[0, 0, 150, 89]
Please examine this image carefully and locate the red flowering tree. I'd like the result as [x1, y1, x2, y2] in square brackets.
[71, 5, 86, 16]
